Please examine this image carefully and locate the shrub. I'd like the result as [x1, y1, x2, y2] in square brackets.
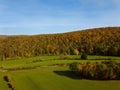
[4, 75, 11, 82]
[69, 62, 84, 75]
[69, 61, 120, 80]
[8, 82, 16, 90]
[4, 75, 16, 90]
[70, 62, 80, 71]
[81, 53, 88, 60]
[8, 83, 13, 88]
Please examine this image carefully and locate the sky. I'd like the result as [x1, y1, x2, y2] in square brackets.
[0, 0, 120, 35]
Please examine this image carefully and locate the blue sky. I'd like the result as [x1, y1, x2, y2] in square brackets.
[0, 0, 120, 35]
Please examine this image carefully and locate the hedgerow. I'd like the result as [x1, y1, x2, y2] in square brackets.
[4, 75, 16, 90]
[69, 61, 120, 80]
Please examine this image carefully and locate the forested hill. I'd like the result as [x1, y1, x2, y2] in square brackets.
[0, 27, 120, 60]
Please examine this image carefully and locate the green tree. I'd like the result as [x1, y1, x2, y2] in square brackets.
[81, 53, 88, 60]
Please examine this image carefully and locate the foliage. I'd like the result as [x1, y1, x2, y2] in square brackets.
[4, 75, 16, 90]
[69, 61, 120, 80]
[0, 27, 120, 60]
[4, 75, 12, 82]
[81, 53, 88, 60]
[73, 49, 79, 55]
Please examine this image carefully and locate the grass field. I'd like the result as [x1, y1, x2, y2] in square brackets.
[0, 55, 120, 90]
[1, 67, 120, 90]
[0, 55, 120, 69]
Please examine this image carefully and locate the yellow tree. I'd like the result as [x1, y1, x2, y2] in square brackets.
[73, 49, 79, 55]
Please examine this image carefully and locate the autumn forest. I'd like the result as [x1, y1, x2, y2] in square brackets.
[0, 27, 120, 60]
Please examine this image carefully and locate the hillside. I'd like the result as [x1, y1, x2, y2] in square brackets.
[0, 27, 120, 60]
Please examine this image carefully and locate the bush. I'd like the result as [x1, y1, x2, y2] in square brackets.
[4, 75, 16, 90]
[8, 83, 16, 90]
[69, 61, 120, 80]
[8, 83, 13, 88]
[81, 53, 88, 60]
[4, 75, 11, 82]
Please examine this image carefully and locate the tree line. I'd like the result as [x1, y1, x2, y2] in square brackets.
[0, 27, 120, 60]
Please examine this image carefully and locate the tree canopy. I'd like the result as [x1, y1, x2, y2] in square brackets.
[0, 27, 120, 60]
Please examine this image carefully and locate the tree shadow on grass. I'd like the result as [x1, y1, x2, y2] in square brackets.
[53, 71, 82, 79]
[54, 71, 120, 81]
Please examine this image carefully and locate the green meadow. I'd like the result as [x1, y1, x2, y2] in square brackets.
[0, 55, 120, 90]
